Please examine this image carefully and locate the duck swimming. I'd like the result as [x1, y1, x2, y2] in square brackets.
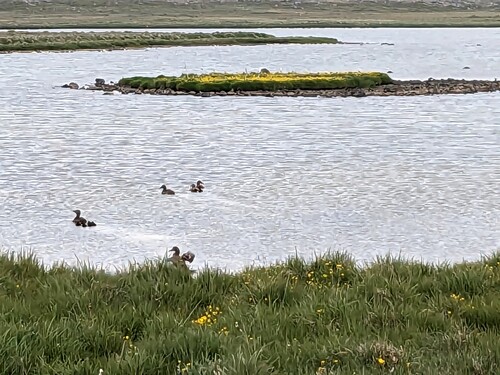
[196, 180, 205, 190]
[160, 184, 175, 195]
[72, 209, 97, 227]
[72, 209, 82, 223]
[72, 209, 87, 227]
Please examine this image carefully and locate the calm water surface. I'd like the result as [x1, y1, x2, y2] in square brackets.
[0, 28, 499, 271]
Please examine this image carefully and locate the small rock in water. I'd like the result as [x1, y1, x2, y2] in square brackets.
[463, 66, 471, 70]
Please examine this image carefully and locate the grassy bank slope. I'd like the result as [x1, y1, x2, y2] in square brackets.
[119, 72, 393, 92]
[0, 31, 338, 52]
[1, 251, 500, 374]
[0, 2, 499, 29]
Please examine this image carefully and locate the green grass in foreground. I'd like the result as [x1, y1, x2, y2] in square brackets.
[119, 72, 393, 92]
[1, 251, 500, 374]
[0, 31, 338, 52]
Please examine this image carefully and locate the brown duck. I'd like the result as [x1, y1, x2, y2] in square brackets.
[72, 209, 97, 228]
[72, 209, 87, 227]
[160, 184, 175, 195]
[167, 246, 196, 265]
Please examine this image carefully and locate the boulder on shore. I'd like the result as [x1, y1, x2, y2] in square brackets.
[95, 78, 105, 87]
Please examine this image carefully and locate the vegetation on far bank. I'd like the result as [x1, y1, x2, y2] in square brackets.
[0, 2, 499, 29]
[0, 30, 339, 52]
[119, 72, 393, 93]
[1, 250, 500, 374]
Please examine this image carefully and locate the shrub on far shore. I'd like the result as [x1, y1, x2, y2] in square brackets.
[0, 250, 499, 374]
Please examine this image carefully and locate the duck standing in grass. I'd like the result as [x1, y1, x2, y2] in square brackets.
[160, 184, 175, 195]
[167, 246, 196, 267]
[72, 209, 97, 227]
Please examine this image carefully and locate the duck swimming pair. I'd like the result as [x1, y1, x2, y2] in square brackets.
[162, 180, 205, 194]
[72, 210, 96, 227]
[190, 180, 205, 193]
[167, 246, 195, 265]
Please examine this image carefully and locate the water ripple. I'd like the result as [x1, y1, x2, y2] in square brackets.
[0, 28, 499, 270]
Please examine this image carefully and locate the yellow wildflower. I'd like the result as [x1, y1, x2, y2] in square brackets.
[193, 305, 222, 326]
[377, 357, 385, 365]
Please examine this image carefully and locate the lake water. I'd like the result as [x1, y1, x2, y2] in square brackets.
[0, 28, 498, 271]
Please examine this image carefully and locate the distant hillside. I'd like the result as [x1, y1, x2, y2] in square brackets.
[1, 0, 498, 8]
[1, 0, 499, 28]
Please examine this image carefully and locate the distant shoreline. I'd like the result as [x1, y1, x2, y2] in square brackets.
[1, 3, 499, 29]
[0, 31, 339, 53]
[3, 24, 500, 30]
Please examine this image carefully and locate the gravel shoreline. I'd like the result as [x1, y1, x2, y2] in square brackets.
[63, 78, 500, 98]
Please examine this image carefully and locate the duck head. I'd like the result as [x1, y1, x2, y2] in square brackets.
[169, 246, 181, 256]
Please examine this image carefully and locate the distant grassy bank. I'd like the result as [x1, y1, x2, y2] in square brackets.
[0, 2, 499, 29]
[1, 250, 500, 374]
[0, 31, 338, 52]
[119, 72, 392, 93]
